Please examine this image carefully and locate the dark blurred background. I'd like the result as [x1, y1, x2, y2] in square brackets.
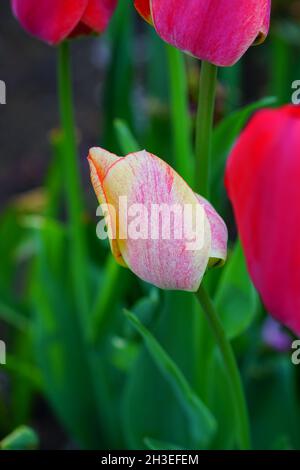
[1, 0, 300, 208]
[0, 0, 108, 208]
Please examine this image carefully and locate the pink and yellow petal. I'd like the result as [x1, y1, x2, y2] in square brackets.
[88, 148, 212, 292]
[107, 151, 212, 291]
[197, 195, 228, 266]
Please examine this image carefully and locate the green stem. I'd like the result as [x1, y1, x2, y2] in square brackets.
[57, 42, 89, 321]
[166, 45, 193, 186]
[195, 286, 251, 450]
[58, 44, 118, 445]
[195, 61, 218, 198]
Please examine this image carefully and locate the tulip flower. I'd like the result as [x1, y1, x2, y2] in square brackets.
[11, 0, 118, 45]
[134, 0, 271, 66]
[88, 148, 227, 291]
[225, 105, 300, 336]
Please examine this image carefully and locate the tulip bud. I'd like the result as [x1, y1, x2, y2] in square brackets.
[88, 148, 227, 291]
[11, 0, 118, 45]
[225, 105, 300, 336]
[134, 0, 271, 66]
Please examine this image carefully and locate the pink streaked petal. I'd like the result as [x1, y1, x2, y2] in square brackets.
[197, 195, 228, 266]
[82, 0, 118, 33]
[104, 151, 212, 291]
[151, 0, 271, 66]
[12, 0, 88, 45]
[88, 148, 212, 292]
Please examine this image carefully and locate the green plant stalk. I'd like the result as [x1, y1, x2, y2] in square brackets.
[58, 42, 89, 321]
[195, 61, 218, 198]
[195, 286, 250, 450]
[45, 130, 64, 218]
[166, 45, 194, 185]
[194, 59, 250, 448]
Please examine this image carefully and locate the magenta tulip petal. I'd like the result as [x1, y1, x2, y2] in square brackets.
[12, 0, 88, 44]
[149, 0, 271, 66]
[82, 0, 118, 33]
[134, 0, 152, 23]
[88, 148, 222, 292]
[225, 105, 300, 336]
[12, 0, 118, 44]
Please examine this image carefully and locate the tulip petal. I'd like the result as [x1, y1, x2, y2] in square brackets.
[12, 0, 88, 45]
[225, 105, 300, 336]
[197, 195, 228, 267]
[150, 0, 271, 66]
[134, 0, 153, 24]
[88, 148, 212, 292]
[253, 0, 271, 45]
[81, 0, 118, 33]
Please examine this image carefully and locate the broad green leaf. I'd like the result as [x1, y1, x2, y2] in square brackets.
[210, 96, 277, 212]
[5, 355, 42, 390]
[215, 241, 259, 340]
[114, 119, 140, 154]
[0, 301, 31, 333]
[29, 219, 115, 449]
[206, 352, 237, 450]
[212, 96, 277, 173]
[0, 426, 39, 450]
[122, 291, 212, 449]
[124, 309, 216, 448]
[247, 355, 300, 450]
[144, 437, 185, 451]
[130, 288, 160, 328]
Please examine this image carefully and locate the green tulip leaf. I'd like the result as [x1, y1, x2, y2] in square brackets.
[144, 437, 185, 451]
[124, 309, 217, 448]
[0, 426, 39, 450]
[215, 240, 259, 339]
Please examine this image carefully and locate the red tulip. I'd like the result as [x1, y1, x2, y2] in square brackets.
[11, 0, 118, 45]
[134, 0, 271, 66]
[225, 105, 300, 336]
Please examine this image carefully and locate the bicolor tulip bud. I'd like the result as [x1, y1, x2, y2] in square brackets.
[225, 105, 300, 336]
[134, 0, 271, 66]
[11, 0, 118, 45]
[88, 148, 227, 291]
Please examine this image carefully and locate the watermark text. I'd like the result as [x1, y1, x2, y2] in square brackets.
[0, 340, 6, 365]
[96, 197, 205, 251]
[0, 80, 6, 105]
[291, 80, 300, 105]
[291, 339, 300, 365]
